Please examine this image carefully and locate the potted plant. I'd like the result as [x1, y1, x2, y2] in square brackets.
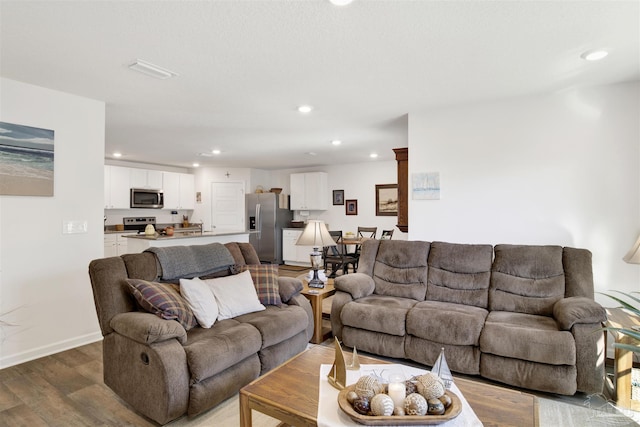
[601, 291, 640, 353]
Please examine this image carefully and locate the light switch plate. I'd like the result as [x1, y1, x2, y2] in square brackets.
[62, 220, 88, 234]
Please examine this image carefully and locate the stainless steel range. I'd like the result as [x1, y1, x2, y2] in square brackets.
[123, 217, 156, 233]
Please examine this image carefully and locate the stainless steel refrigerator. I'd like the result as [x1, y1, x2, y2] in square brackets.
[247, 193, 292, 264]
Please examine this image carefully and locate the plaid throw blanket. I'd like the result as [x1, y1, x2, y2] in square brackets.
[145, 243, 235, 281]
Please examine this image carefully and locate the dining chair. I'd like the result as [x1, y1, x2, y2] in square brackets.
[380, 229, 394, 240]
[350, 226, 378, 270]
[323, 231, 358, 278]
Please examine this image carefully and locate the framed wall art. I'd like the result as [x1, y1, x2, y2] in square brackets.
[345, 199, 358, 215]
[412, 172, 440, 200]
[333, 189, 344, 205]
[375, 184, 398, 216]
[0, 121, 55, 196]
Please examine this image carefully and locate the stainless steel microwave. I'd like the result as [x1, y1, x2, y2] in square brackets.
[130, 188, 164, 209]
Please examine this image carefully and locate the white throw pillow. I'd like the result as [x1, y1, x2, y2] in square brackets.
[205, 270, 266, 320]
[179, 277, 219, 328]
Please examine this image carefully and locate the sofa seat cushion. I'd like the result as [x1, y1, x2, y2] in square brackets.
[341, 295, 418, 336]
[480, 311, 575, 365]
[184, 320, 262, 383]
[235, 305, 308, 348]
[407, 301, 488, 346]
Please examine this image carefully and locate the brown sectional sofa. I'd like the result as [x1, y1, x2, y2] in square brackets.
[88, 242, 312, 425]
[331, 240, 607, 396]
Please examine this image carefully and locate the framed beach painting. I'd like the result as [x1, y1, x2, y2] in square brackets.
[375, 184, 398, 216]
[0, 121, 54, 196]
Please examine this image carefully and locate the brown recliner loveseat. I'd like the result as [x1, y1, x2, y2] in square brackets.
[89, 242, 312, 424]
[331, 240, 607, 396]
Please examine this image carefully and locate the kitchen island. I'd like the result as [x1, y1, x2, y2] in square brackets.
[125, 230, 250, 253]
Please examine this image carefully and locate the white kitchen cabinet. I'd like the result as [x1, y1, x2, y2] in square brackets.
[163, 172, 195, 210]
[282, 229, 313, 266]
[104, 165, 131, 209]
[290, 172, 328, 210]
[104, 233, 133, 256]
[104, 234, 117, 257]
[130, 169, 163, 189]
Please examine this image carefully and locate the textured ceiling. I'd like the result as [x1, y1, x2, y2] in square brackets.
[1, 0, 638, 170]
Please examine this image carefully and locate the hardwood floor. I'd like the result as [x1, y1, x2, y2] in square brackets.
[0, 340, 160, 426]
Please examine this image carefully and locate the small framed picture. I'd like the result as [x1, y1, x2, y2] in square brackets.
[345, 199, 358, 215]
[333, 189, 344, 205]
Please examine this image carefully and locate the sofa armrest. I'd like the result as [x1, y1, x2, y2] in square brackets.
[278, 276, 304, 303]
[553, 297, 607, 330]
[334, 273, 375, 299]
[110, 312, 187, 345]
[285, 293, 314, 341]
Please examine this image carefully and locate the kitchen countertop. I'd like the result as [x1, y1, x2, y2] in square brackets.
[124, 230, 249, 240]
[104, 226, 203, 235]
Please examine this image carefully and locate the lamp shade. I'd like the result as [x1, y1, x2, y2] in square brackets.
[623, 234, 640, 264]
[295, 220, 334, 247]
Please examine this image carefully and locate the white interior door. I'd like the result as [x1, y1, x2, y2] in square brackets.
[211, 182, 245, 232]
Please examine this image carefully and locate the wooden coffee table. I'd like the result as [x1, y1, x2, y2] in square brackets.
[239, 345, 539, 427]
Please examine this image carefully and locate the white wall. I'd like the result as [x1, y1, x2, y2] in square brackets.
[408, 82, 640, 302]
[0, 78, 105, 368]
[193, 163, 402, 237]
[271, 161, 402, 237]
[192, 167, 252, 231]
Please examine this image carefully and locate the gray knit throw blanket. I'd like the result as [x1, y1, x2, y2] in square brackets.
[145, 243, 235, 281]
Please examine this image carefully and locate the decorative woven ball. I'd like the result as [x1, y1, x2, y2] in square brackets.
[346, 391, 359, 404]
[370, 393, 394, 416]
[354, 375, 383, 398]
[416, 372, 445, 400]
[404, 393, 428, 416]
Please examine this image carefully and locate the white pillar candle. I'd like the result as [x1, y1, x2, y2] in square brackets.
[387, 375, 406, 408]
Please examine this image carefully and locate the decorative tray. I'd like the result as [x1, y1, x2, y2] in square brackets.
[337, 384, 462, 426]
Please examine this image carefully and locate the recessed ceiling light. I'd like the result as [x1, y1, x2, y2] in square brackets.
[128, 59, 179, 79]
[307, 152, 317, 156]
[329, 0, 353, 5]
[298, 105, 313, 113]
[581, 50, 608, 61]
[212, 149, 221, 155]
[113, 152, 122, 158]
[370, 153, 378, 158]
[192, 163, 200, 167]
[331, 140, 342, 146]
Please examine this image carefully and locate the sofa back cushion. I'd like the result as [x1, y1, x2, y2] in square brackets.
[88, 242, 261, 336]
[427, 242, 493, 308]
[365, 240, 430, 301]
[489, 244, 565, 316]
[562, 247, 594, 299]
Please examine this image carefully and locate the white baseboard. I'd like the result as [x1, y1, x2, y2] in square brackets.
[0, 332, 103, 369]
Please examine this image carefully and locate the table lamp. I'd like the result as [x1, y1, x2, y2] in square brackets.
[296, 220, 333, 288]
